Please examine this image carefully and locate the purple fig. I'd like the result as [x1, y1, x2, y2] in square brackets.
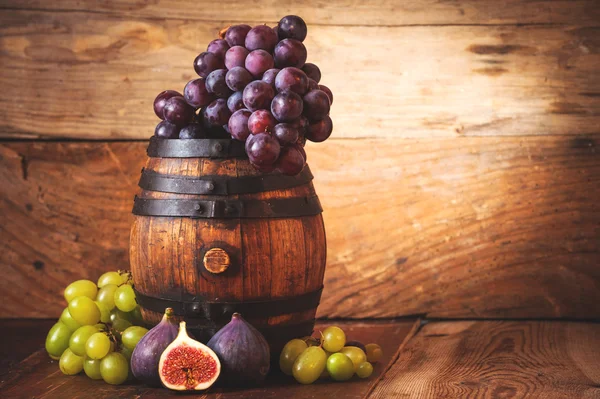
[207, 313, 270, 386]
[131, 308, 178, 386]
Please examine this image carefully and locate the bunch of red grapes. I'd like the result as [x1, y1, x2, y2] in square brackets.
[152, 15, 334, 176]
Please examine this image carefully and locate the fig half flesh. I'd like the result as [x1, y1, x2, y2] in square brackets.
[158, 321, 221, 391]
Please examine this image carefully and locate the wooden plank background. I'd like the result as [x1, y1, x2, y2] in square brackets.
[0, 0, 598, 319]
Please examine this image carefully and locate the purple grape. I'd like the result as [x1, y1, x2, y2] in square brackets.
[227, 91, 245, 113]
[163, 96, 195, 126]
[272, 26, 279, 41]
[293, 143, 307, 161]
[277, 15, 307, 42]
[202, 98, 231, 128]
[179, 123, 205, 139]
[302, 63, 321, 83]
[262, 68, 280, 89]
[153, 90, 181, 119]
[205, 69, 232, 99]
[245, 50, 274, 78]
[184, 79, 214, 108]
[193, 52, 224, 78]
[207, 39, 230, 60]
[274, 67, 309, 95]
[273, 39, 307, 68]
[228, 109, 252, 142]
[224, 46, 249, 70]
[245, 25, 278, 52]
[225, 24, 252, 47]
[273, 123, 299, 145]
[303, 90, 330, 121]
[248, 110, 277, 134]
[154, 120, 180, 138]
[242, 81, 275, 112]
[306, 115, 332, 142]
[271, 91, 303, 122]
[276, 146, 305, 176]
[319, 84, 333, 105]
[245, 133, 281, 166]
[291, 116, 309, 136]
[225, 67, 252, 92]
[308, 79, 319, 91]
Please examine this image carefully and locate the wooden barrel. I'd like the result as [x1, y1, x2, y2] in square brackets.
[129, 137, 327, 353]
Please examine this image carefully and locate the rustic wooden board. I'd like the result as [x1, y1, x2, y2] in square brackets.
[2, 0, 599, 26]
[0, 10, 599, 139]
[0, 136, 598, 319]
[0, 319, 55, 377]
[0, 319, 418, 399]
[367, 320, 600, 398]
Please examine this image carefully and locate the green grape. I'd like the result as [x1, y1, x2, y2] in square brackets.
[59, 308, 81, 332]
[340, 346, 367, 372]
[95, 323, 107, 331]
[326, 352, 354, 381]
[112, 318, 132, 333]
[292, 346, 327, 385]
[68, 296, 101, 326]
[69, 325, 99, 356]
[85, 332, 111, 359]
[365, 343, 383, 363]
[114, 285, 136, 312]
[279, 339, 308, 375]
[96, 284, 118, 311]
[97, 271, 122, 288]
[64, 279, 98, 302]
[45, 322, 72, 359]
[356, 362, 374, 378]
[127, 305, 144, 326]
[120, 346, 133, 361]
[110, 308, 132, 323]
[83, 357, 102, 380]
[122, 326, 148, 351]
[59, 348, 84, 375]
[100, 352, 129, 385]
[119, 270, 132, 285]
[95, 301, 110, 323]
[322, 326, 346, 353]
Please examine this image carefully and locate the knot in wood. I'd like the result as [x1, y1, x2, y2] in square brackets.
[203, 248, 230, 274]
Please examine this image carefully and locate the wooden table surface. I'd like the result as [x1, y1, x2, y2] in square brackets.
[2, 319, 599, 398]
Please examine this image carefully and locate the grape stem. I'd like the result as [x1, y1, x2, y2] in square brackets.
[219, 26, 230, 39]
[318, 330, 324, 348]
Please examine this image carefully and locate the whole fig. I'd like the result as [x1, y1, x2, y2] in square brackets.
[207, 313, 270, 386]
[131, 308, 178, 386]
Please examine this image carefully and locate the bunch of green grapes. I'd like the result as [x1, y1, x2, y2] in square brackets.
[45, 271, 149, 385]
[279, 325, 383, 384]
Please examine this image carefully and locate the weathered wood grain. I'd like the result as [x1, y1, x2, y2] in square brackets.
[0, 10, 599, 139]
[0, 319, 418, 399]
[0, 135, 598, 319]
[367, 320, 600, 398]
[2, 0, 599, 26]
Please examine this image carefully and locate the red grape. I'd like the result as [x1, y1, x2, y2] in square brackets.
[206, 69, 232, 98]
[248, 110, 277, 134]
[273, 39, 307, 68]
[306, 115, 332, 142]
[245, 50, 274, 78]
[318, 84, 333, 105]
[153, 90, 181, 119]
[193, 52, 224, 78]
[293, 143, 307, 161]
[225, 24, 252, 47]
[228, 109, 252, 142]
[302, 63, 321, 83]
[179, 123, 205, 139]
[224, 46, 249, 70]
[154, 120, 180, 138]
[202, 98, 231, 128]
[303, 90, 330, 121]
[308, 78, 319, 91]
[275, 67, 309, 95]
[245, 25, 278, 52]
[276, 146, 305, 176]
[277, 15, 307, 42]
[163, 96, 194, 126]
[227, 91, 245, 113]
[271, 91, 303, 122]
[225, 67, 252, 91]
[207, 39, 230, 60]
[273, 123, 299, 145]
[262, 68, 280, 89]
[242, 81, 274, 111]
[184, 79, 214, 108]
[245, 133, 281, 166]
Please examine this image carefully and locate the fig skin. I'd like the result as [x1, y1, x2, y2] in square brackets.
[130, 308, 178, 386]
[207, 313, 270, 386]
